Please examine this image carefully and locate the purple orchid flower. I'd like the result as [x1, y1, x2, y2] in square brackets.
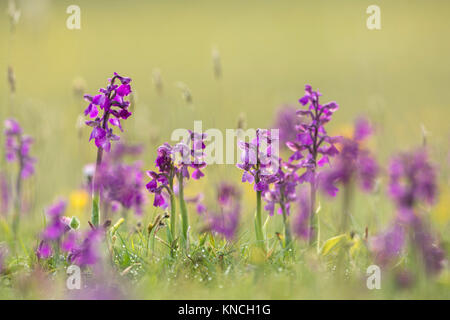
[262, 160, 299, 247]
[36, 199, 82, 262]
[388, 149, 436, 209]
[293, 187, 314, 241]
[319, 117, 379, 197]
[237, 128, 279, 190]
[83, 73, 132, 153]
[84, 73, 133, 227]
[272, 104, 301, 150]
[370, 223, 405, 267]
[201, 182, 242, 240]
[87, 143, 146, 217]
[236, 128, 280, 247]
[4, 118, 36, 179]
[69, 228, 104, 267]
[42, 199, 69, 241]
[217, 182, 240, 207]
[4, 118, 36, 234]
[36, 241, 52, 260]
[146, 131, 208, 246]
[370, 148, 446, 278]
[286, 84, 341, 245]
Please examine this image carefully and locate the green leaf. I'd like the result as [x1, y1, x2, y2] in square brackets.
[262, 215, 270, 238]
[320, 234, 347, 256]
[199, 233, 207, 247]
[110, 217, 124, 235]
[209, 232, 216, 248]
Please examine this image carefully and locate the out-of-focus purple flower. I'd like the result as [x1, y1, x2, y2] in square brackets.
[293, 188, 314, 241]
[95, 161, 146, 215]
[61, 232, 79, 253]
[370, 224, 405, 267]
[185, 193, 206, 214]
[319, 117, 378, 196]
[69, 228, 104, 267]
[205, 183, 241, 240]
[272, 105, 301, 149]
[217, 182, 240, 206]
[411, 217, 446, 275]
[84, 73, 132, 152]
[4, 118, 36, 179]
[209, 207, 240, 240]
[108, 142, 143, 162]
[286, 84, 341, 184]
[371, 214, 446, 276]
[46, 199, 67, 217]
[388, 149, 437, 209]
[36, 241, 52, 260]
[36, 199, 76, 260]
[85, 143, 146, 215]
[4, 118, 21, 136]
[394, 270, 414, 289]
[42, 199, 69, 241]
[110, 200, 121, 213]
[371, 149, 445, 278]
[353, 116, 373, 141]
[320, 132, 378, 197]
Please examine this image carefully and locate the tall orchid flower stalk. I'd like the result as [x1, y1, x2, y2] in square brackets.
[176, 130, 207, 244]
[320, 117, 379, 233]
[319, 117, 379, 276]
[4, 118, 36, 235]
[263, 160, 298, 248]
[147, 143, 177, 243]
[83, 73, 133, 227]
[237, 129, 278, 248]
[370, 149, 445, 279]
[287, 85, 340, 245]
[146, 131, 207, 249]
[388, 149, 444, 275]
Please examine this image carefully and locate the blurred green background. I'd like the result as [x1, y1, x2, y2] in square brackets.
[0, 0, 449, 299]
[2, 0, 450, 211]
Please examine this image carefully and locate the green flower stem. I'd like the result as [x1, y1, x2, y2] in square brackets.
[91, 193, 100, 227]
[91, 147, 104, 227]
[308, 177, 317, 246]
[166, 171, 176, 245]
[255, 190, 264, 248]
[169, 190, 176, 242]
[280, 201, 292, 248]
[178, 173, 188, 245]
